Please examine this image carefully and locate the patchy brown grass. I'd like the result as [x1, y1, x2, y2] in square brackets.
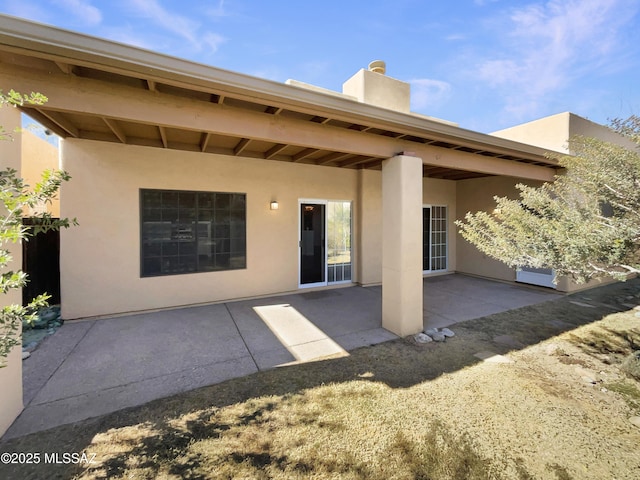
[1, 280, 640, 480]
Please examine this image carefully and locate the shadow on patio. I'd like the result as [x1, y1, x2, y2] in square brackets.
[4, 274, 632, 441]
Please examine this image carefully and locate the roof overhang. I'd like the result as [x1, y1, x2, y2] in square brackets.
[0, 14, 560, 181]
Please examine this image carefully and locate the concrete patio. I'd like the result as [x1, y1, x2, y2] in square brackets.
[3, 274, 559, 439]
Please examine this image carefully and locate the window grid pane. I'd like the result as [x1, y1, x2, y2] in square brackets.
[430, 206, 447, 271]
[141, 189, 246, 277]
[327, 201, 352, 283]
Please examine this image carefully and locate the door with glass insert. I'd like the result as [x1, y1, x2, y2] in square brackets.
[299, 200, 352, 287]
[423, 205, 448, 273]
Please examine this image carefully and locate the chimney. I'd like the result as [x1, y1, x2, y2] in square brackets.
[342, 60, 410, 113]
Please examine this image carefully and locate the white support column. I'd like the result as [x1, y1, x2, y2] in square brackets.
[381, 154, 424, 336]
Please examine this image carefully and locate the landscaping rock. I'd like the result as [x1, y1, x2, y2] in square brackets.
[431, 331, 446, 342]
[22, 351, 30, 360]
[424, 328, 439, 336]
[414, 333, 433, 344]
[629, 416, 640, 429]
[441, 328, 455, 338]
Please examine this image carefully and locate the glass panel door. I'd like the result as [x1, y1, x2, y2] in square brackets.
[327, 201, 352, 283]
[300, 203, 325, 285]
[422, 207, 431, 271]
[423, 205, 447, 272]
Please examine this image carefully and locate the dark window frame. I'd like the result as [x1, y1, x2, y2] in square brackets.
[140, 189, 246, 277]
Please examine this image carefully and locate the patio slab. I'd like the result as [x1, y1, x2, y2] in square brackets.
[3, 274, 560, 440]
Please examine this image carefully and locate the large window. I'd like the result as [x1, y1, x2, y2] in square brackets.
[140, 189, 246, 277]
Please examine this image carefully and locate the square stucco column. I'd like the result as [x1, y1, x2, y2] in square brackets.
[0, 105, 24, 437]
[381, 155, 424, 336]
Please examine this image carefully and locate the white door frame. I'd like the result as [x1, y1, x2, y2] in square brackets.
[298, 198, 353, 289]
[422, 204, 448, 274]
[299, 199, 328, 289]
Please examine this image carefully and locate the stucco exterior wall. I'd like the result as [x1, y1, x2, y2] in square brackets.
[59, 140, 461, 319]
[356, 170, 457, 286]
[60, 139, 361, 318]
[0, 105, 24, 437]
[423, 176, 457, 273]
[21, 130, 60, 216]
[491, 112, 571, 153]
[357, 169, 382, 286]
[492, 112, 636, 154]
[456, 176, 536, 282]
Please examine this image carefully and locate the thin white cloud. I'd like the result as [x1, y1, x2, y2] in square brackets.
[202, 32, 226, 54]
[474, 0, 639, 121]
[101, 26, 156, 51]
[52, 0, 102, 26]
[205, 0, 227, 19]
[410, 78, 452, 111]
[127, 0, 226, 53]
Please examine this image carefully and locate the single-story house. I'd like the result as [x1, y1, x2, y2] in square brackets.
[1, 13, 634, 437]
[1, 15, 629, 336]
[0, 16, 624, 335]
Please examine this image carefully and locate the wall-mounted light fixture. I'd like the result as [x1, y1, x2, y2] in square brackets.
[270, 200, 279, 210]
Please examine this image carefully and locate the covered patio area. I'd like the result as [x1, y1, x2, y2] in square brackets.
[4, 274, 559, 439]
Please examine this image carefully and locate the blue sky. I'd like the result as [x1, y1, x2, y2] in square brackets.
[2, 0, 640, 133]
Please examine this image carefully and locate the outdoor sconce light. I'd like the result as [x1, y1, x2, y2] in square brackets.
[270, 200, 279, 210]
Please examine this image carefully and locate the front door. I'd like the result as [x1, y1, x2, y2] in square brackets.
[300, 202, 326, 286]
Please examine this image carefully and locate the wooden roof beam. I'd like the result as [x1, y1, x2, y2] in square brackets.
[159, 126, 168, 148]
[292, 148, 318, 162]
[200, 132, 211, 152]
[103, 117, 127, 143]
[54, 61, 75, 75]
[35, 109, 78, 137]
[20, 108, 69, 138]
[339, 156, 379, 168]
[315, 151, 352, 165]
[234, 138, 252, 155]
[264, 143, 287, 159]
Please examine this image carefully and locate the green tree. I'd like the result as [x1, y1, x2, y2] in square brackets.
[456, 115, 640, 284]
[1, 89, 75, 365]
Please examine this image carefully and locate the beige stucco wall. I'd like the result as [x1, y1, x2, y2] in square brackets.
[0, 105, 24, 437]
[356, 169, 457, 286]
[456, 176, 537, 282]
[21, 130, 60, 217]
[456, 175, 621, 293]
[491, 112, 571, 153]
[423, 175, 457, 273]
[492, 112, 636, 155]
[60, 139, 364, 319]
[60, 140, 461, 319]
[357, 169, 382, 286]
[343, 68, 411, 113]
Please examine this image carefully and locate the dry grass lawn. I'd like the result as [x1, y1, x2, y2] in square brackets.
[1, 279, 640, 479]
